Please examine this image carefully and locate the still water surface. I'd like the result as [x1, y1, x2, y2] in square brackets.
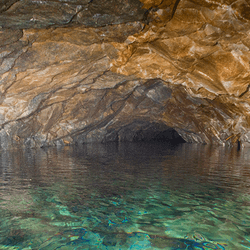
[0, 142, 250, 249]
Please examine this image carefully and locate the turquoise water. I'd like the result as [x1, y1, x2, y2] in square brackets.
[0, 142, 250, 250]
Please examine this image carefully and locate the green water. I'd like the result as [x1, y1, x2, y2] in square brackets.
[0, 142, 249, 249]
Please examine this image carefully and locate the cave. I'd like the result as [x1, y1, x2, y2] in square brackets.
[0, 0, 250, 149]
[1, 1, 250, 249]
[104, 120, 186, 144]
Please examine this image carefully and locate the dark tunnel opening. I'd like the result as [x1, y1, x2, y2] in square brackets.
[149, 129, 186, 143]
[111, 121, 186, 145]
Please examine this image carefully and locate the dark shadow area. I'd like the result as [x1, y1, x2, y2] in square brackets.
[150, 128, 186, 144]
[113, 121, 186, 145]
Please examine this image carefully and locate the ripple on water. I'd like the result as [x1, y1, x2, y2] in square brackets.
[0, 143, 249, 249]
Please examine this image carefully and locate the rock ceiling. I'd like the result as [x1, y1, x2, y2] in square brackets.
[1, 0, 250, 148]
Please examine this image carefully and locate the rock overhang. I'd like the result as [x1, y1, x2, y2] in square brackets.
[0, 0, 250, 148]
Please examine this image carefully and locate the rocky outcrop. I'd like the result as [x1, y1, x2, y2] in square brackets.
[0, 0, 146, 29]
[1, 0, 250, 148]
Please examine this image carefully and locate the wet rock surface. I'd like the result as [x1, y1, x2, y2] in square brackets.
[0, 0, 146, 29]
[1, 0, 250, 148]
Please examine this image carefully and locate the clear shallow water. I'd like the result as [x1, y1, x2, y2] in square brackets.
[0, 142, 250, 250]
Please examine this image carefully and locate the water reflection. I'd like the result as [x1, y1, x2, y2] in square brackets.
[0, 142, 250, 249]
[1, 142, 248, 193]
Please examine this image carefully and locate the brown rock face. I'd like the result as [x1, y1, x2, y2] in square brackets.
[0, 0, 250, 148]
[0, 0, 146, 29]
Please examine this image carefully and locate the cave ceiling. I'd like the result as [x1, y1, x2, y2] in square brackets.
[1, 0, 250, 148]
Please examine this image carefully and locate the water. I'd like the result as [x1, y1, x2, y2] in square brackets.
[0, 142, 250, 250]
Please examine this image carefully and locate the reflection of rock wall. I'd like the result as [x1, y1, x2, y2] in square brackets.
[1, 0, 250, 148]
[1, 143, 250, 195]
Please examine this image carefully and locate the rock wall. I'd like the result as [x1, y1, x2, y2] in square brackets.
[1, 0, 250, 148]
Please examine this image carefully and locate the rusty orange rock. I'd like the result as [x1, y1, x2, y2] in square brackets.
[0, 0, 250, 148]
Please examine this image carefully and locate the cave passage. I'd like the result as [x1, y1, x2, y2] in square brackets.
[115, 121, 186, 145]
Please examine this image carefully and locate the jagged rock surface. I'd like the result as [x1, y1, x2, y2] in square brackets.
[1, 0, 250, 148]
[0, 0, 146, 29]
